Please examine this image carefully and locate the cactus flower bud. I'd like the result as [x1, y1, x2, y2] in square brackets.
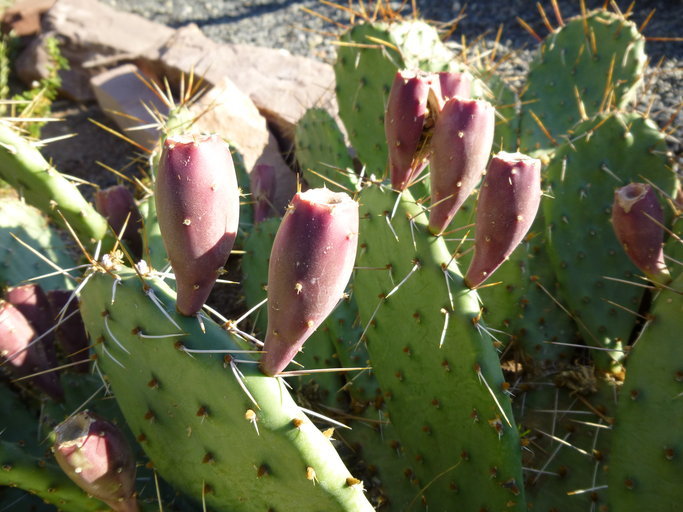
[465, 152, 541, 288]
[52, 411, 138, 512]
[0, 298, 63, 400]
[385, 70, 433, 191]
[155, 133, 240, 316]
[261, 188, 359, 376]
[95, 185, 144, 259]
[250, 164, 278, 224]
[612, 183, 669, 283]
[428, 97, 495, 236]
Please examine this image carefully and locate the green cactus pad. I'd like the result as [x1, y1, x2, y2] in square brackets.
[473, 70, 520, 153]
[477, 213, 578, 368]
[138, 193, 168, 272]
[232, 147, 254, 247]
[353, 184, 525, 510]
[334, 21, 455, 178]
[0, 380, 44, 456]
[543, 112, 677, 370]
[327, 296, 425, 510]
[607, 273, 683, 511]
[519, 375, 617, 511]
[0, 124, 107, 242]
[79, 265, 373, 512]
[664, 213, 682, 280]
[0, 197, 75, 290]
[519, 9, 645, 156]
[295, 108, 357, 191]
[241, 215, 280, 336]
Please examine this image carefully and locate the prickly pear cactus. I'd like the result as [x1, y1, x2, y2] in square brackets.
[520, 376, 617, 511]
[477, 216, 578, 368]
[241, 215, 280, 335]
[295, 107, 357, 191]
[472, 70, 520, 153]
[543, 112, 677, 370]
[0, 124, 107, 242]
[519, 9, 646, 156]
[334, 20, 456, 177]
[0, 197, 75, 290]
[353, 184, 525, 510]
[607, 273, 683, 511]
[79, 265, 374, 512]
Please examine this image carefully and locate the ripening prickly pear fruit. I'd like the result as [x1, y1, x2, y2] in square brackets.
[429, 97, 495, 236]
[52, 411, 139, 512]
[155, 134, 240, 316]
[0, 298, 63, 400]
[465, 152, 541, 288]
[6, 283, 55, 347]
[612, 183, 670, 284]
[385, 70, 433, 191]
[261, 189, 359, 376]
[5, 283, 63, 392]
[47, 290, 90, 372]
[95, 185, 144, 259]
[432, 71, 472, 109]
[251, 164, 277, 224]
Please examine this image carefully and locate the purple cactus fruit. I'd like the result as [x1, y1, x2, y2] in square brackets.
[47, 290, 90, 372]
[251, 164, 277, 224]
[464, 152, 541, 288]
[0, 299, 63, 400]
[53, 411, 139, 512]
[434, 71, 472, 106]
[6, 284, 63, 394]
[95, 185, 144, 259]
[385, 70, 433, 191]
[428, 97, 496, 236]
[612, 183, 669, 283]
[6, 284, 54, 346]
[260, 188, 359, 376]
[155, 133, 240, 316]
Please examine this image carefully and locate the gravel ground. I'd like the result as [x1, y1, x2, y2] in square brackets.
[95, 0, 682, 168]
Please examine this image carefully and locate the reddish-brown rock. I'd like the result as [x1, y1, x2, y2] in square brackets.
[1, 0, 56, 36]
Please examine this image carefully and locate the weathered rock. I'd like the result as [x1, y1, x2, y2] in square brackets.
[20, 0, 337, 146]
[138, 24, 337, 142]
[43, 0, 174, 63]
[16, 0, 174, 100]
[191, 77, 296, 213]
[1, 0, 56, 36]
[15, 31, 94, 102]
[90, 63, 169, 151]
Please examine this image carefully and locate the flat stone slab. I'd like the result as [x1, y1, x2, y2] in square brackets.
[90, 63, 169, 151]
